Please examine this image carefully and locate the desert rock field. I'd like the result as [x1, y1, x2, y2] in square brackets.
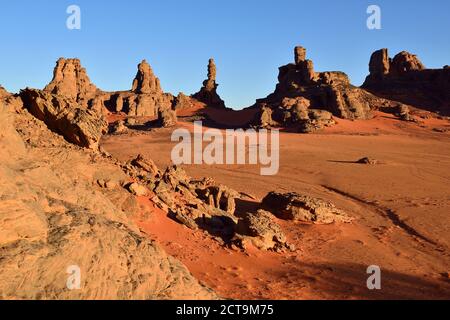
[1, 45, 449, 300]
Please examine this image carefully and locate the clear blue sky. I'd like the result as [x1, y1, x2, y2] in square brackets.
[1, 0, 449, 109]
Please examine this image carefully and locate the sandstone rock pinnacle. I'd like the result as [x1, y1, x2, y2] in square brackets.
[44, 58, 98, 101]
[192, 58, 226, 109]
[369, 48, 390, 78]
[132, 59, 163, 94]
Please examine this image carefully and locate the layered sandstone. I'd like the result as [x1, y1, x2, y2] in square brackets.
[98, 60, 174, 118]
[363, 49, 450, 115]
[44, 58, 99, 108]
[252, 46, 374, 132]
[43, 58, 174, 118]
[0, 105, 217, 300]
[20, 88, 108, 150]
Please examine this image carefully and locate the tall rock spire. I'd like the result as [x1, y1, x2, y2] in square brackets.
[192, 58, 226, 109]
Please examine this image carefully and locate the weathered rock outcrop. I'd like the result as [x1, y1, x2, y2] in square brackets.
[193, 59, 226, 109]
[0, 86, 23, 112]
[234, 210, 291, 251]
[97, 60, 174, 118]
[20, 88, 108, 149]
[44, 58, 99, 107]
[262, 191, 353, 224]
[363, 49, 450, 115]
[0, 85, 8, 98]
[132, 60, 162, 94]
[0, 105, 217, 300]
[42, 58, 174, 118]
[251, 46, 374, 132]
[158, 108, 177, 128]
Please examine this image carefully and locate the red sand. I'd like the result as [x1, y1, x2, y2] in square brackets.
[103, 112, 450, 300]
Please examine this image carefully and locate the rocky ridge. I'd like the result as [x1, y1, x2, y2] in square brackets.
[363, 49, 450, 115]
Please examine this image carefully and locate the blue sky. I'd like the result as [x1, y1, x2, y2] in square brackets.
[0, 0, 449, 109]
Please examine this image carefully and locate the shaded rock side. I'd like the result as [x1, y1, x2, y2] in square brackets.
[363, 49, 450, 115]
[192, 58, 226, 109]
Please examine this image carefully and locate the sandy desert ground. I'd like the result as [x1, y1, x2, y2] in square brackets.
[101, 109, 450, 300]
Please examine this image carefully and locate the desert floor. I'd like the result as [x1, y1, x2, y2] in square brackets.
[101, 111, 450, 300]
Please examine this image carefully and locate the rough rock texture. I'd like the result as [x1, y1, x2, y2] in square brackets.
[44, 58, 99, 108]
[390, 51, 425, 75]
[158, 108, 177, 128]
[43, 58, 174, 118]
[234, 210, 290, 251]
[122, 159, 239, 241]
[0, 86, 23, 112]
[262, 192, 353, 224]
[252, 46, 374, 132]
[0, 106, 217, 300]
[20, 88, 108, 150]
[369, 49, 391, 79]
[98, 60, 174, 118]
[110, 120, 128, 134]
[0, 85, 8, 98]
[132, 60, 163, 95]
[173, 92, 198, 110]
[192, 59, 226, 109]
[363, 49, 450, 115]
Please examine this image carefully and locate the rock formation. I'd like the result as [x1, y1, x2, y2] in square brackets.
[192, 59, 226, 109]
[252, 46, 374, 132]
[132, 60, 163, 94]
[100, 60, 174, 118]
[234, 210, 291, 252]
[0, 105, 217, 300]
[262, 191, 353, 224]
[42, 58, 175, 119]
[0, 86, 23, 112]
[363, 49, 450, 115]
[157, 108, 177, 128]
[20, 88, 108, 149]
[44, 58, 99, 107]
[0, 85, 8, 98]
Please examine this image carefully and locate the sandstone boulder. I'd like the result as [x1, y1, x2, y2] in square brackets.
[234, 210, 290, 251]
[158, 108, 177, 128]
[262, 191, 352, 224]
[110, 120, 128, 134]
